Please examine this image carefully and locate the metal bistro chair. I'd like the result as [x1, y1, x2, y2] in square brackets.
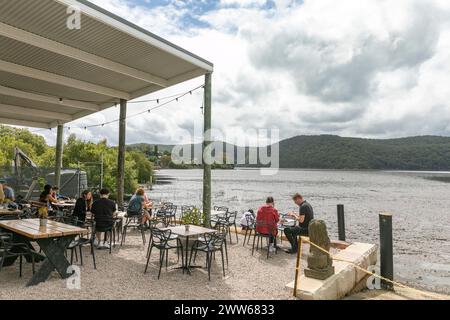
[156, 204, 178, 226]
[214, 211, 238, 244]
[144, 227, 184, 279]
[211, 206, 228, 225]
[189, 232, 227, 281]
[65, 218, 97, 269]
[0, 232, 36, 277]
[242, 213, 256, 246]
[252, 220, 278, 259]
[121, 212, 146, 246]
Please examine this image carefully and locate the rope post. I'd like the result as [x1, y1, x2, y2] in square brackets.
[337, 204, 346, 241]
[293, 236, 303, 297]
[379, 212, 394, 291]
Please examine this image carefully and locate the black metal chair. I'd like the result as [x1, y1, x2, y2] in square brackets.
[156, 204, 178, 226]
[251, 221, 278, 259]
[121, 213, 146, 246]
[0, 232, 36, 277]
[211, 206, 228, 225]
[189, 232, 227, 281]
[65, 219, 97, 269]
[242, 213, 256, 246]
[144, 228, 184, 279]
[214, 211, 238, 244]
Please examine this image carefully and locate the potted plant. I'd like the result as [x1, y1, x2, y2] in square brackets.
[181, 208, 206, 246]
[181, 207, 205, 227]
[38, 206, 48, 227]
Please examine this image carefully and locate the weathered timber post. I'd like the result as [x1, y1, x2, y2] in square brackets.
[202, 73, 212, 227]
[55, 124, 64, 190]
[117, 99, 127, 209]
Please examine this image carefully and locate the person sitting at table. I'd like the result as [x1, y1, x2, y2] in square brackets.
[139, 185, 153, 206]
[240, 209, 255, 230]
[283, 193, 314, 254]
[0, 182, 5, 203]
[256, 197, 280, 253]
[51, 186, 70, 201]
[91, 188, 116, 249]
[127, 188, 152, 230]
[73, 190, 93, 222]
[39, 184, 59, 214]
[0, 179, 15, 202]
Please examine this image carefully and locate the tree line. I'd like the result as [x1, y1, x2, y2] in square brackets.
[0, 126, 154, 197]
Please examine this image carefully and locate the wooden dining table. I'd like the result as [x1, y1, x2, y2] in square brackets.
[0, 219, 87, 286]
[0, 208, 22, 216]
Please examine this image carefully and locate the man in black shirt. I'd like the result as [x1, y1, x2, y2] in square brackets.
[91, 188, 116, 249]
[283, 193, 314, 254]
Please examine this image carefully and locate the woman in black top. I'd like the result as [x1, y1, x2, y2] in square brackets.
[73, 190, 93, 222]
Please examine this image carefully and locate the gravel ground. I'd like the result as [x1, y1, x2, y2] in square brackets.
[0, 232, 308, 300]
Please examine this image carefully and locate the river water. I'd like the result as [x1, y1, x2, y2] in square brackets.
[149, 169, 450, 294]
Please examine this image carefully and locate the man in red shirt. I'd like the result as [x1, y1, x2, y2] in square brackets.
[256, 197, 280, 253]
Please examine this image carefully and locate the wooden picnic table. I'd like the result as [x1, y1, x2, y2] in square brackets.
[52, 201, 76, 209]
[163, 225, 217, 275]
[0, 219, 87, 286]
[0, 208, 22, 216]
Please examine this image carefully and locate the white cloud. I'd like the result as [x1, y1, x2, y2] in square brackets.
[37, 0, 450, 146]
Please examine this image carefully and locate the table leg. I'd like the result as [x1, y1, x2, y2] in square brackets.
[185, 236, 190, 274]
[27, 236, 75, 286]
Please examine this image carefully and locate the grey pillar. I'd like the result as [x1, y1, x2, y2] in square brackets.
[202, 73, 212, 227]
[54, 124, 64, 189]
[337, 204, 346, 241]
[380, 213, 394, 290]
[117, 99, 127, 208]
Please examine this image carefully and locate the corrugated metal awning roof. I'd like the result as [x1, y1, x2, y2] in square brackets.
[0, 0, 213, 128]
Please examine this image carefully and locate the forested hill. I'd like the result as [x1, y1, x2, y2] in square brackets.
[129, 135, 450, 171]
[277, 135, 450, 170]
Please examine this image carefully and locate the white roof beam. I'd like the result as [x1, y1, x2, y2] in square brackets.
[0, 117, 50, 129]
[0, 85, 100, 111]
[0, 60, 130, 100]
[0, 22, 169, 88]
[0, 103, 73, 122]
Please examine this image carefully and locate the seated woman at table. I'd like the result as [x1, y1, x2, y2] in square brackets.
[91, 188, 116, 249]
[39, 184, 59, 214]
[73, 190, 93, 222]
[256, 197, 280, 253]
[127, 188, 151, 229]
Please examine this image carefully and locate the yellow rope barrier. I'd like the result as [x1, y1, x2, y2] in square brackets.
[293, 236, 445, 300]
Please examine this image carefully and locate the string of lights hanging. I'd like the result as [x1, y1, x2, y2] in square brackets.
[29, 84, 204, 134]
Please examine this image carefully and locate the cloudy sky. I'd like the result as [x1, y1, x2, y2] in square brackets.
[37, 0, 450, 146]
